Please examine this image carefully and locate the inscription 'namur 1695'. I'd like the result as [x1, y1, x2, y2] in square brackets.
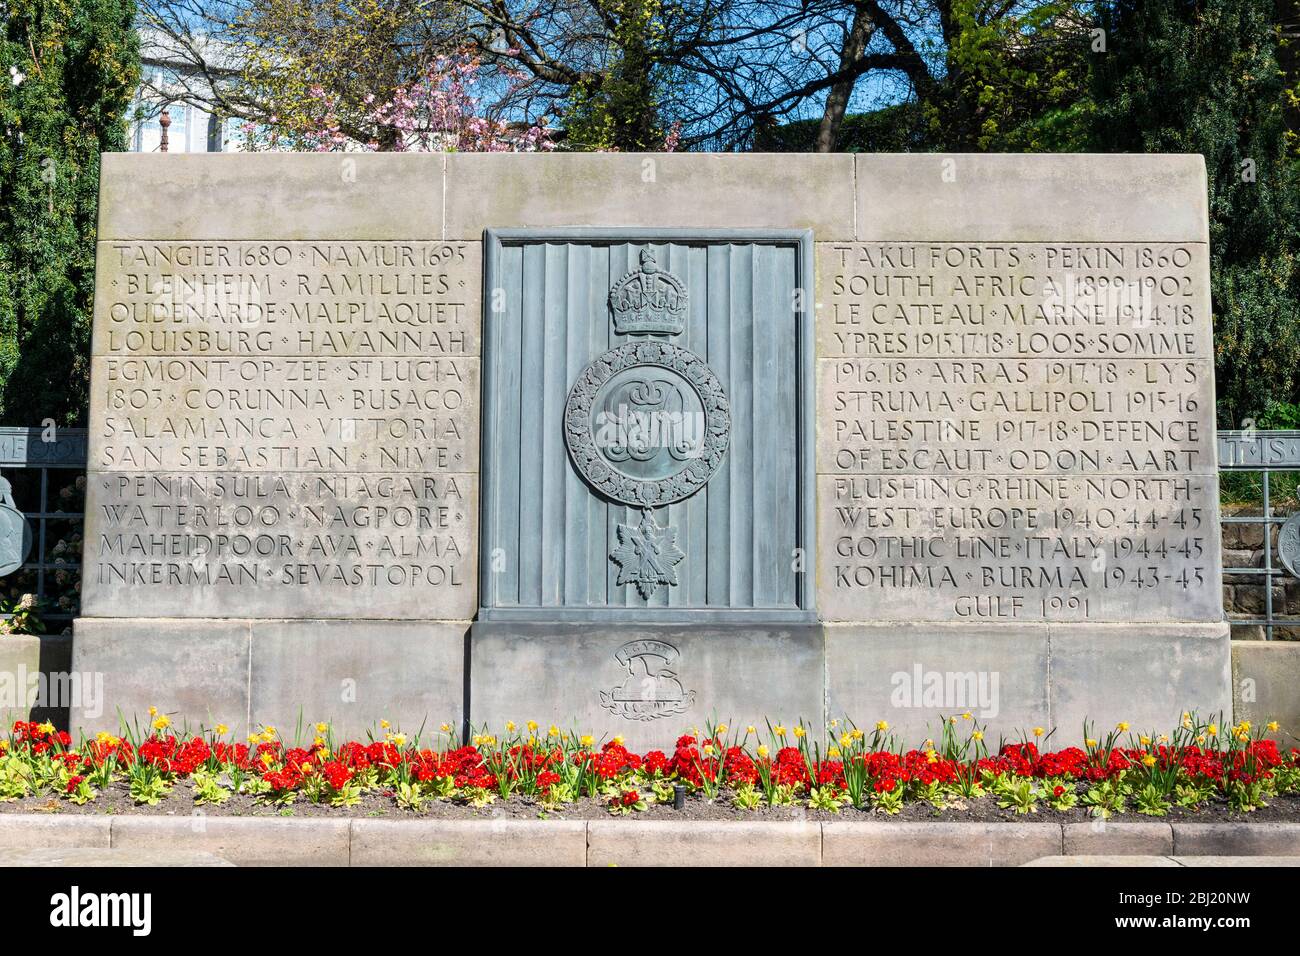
[84, 240, 480, 619]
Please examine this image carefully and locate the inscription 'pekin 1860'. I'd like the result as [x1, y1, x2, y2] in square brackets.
[83, 240, 481, 619]
[816, 241, 1221, 624]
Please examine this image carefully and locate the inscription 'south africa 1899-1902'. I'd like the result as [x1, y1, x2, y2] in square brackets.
[818, 241, 1218, 624]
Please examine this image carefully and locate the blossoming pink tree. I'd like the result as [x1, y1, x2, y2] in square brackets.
[242, 50, 554, 153]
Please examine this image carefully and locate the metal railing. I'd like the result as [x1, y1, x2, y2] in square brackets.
[1217, 430, 1300, 640]
[0, 426, 87, 626]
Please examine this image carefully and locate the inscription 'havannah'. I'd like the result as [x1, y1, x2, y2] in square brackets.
[818, 241, 1219, 624]
[84, 240, 481, 619]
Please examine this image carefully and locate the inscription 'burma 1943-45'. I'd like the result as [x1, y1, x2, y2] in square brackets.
[816, 241, 1218, 624]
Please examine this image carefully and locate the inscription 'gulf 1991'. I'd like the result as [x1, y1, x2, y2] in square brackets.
[817, 241, 1219, 624]
[83, 240, 481, 619]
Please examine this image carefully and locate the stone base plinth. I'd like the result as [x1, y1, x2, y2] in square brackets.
[468, 622, 826, 752]
[826, 622, 1232, 745]
[69, 617, 1232, 749]
[70, 618, 467, 739]
[0, 633, 73, 728]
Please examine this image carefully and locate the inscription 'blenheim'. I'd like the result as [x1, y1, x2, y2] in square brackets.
[84, 240, 480, 619]
[818, 241, 1218, 624]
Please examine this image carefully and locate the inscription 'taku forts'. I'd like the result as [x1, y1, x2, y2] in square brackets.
[817, 241, 1217, 625]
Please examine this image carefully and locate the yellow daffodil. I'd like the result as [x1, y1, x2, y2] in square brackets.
[746, 725, 756, 735]
[506, 721, 516, 733]
[313, 737, 325, 748]
[757, 745, 770, 758]
[1207, 723, 1218, 736]
[579, 735, 595, 748]
[148, 706, 158, 718]
[315, 722, 328, 734]
[793, 725, 806, 739]
[774, 725, 787, 737]
[1142, 754, 1156, 768]
[1032, 727, 1044, 737]
[1116, 722, 1129, 732]
[612, 735, 624, 746]
[440, 722, 452, 734]
[1086, 738, 1098, 748]
[972, 730, 983, 741]
[527, 720, 538, 732]
[214, 724, 228, 736]
[703, 743, 715, 755]
[392, 734, 407, 748]
[153, 715, 171, 730]
[827, 747, 841, 758]
[1139, 735, 1151, 746]
[961, 712, 972, 721]
[1268, 721, 1280, 733]
[716, 724, 728, 734]
[548, 725, 560, 738]
[380, 719, 390, 730]
[876, 720, 889, 732]
[840, 733, 852, 749]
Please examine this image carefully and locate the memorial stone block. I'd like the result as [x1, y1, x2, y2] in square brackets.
[74, 153, 1229, 745]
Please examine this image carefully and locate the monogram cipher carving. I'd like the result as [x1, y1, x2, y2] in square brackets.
[565, 341, 730, 509]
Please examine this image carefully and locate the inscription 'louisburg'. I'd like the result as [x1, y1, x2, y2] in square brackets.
[84, 240, 480, 619]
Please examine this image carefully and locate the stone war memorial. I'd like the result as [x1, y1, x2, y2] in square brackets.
[74, 152, 1226, 749]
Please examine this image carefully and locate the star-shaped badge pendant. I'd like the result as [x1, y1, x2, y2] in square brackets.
[610, 508, 686, 599]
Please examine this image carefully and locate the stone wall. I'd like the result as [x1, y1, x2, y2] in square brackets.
[73, 153, 1230, 747]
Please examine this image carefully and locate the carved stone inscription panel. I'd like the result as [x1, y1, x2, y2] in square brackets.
[817, 242, 1221, 623]
[82, 240, 480, 618]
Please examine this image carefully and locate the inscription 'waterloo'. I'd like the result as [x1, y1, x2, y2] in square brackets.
[83, 240, 481, 619]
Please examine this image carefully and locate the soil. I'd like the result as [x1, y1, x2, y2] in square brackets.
[4, 781, 1300, 823]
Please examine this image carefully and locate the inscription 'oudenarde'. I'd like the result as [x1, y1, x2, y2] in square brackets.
[83, 240, 481, 619]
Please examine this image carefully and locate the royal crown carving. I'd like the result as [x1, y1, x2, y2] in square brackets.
[610, 248, 688, 336]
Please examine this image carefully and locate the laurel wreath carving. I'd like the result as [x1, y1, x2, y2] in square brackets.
[564, 341, 731, 507]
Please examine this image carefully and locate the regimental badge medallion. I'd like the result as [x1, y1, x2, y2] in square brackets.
[599, 639, 696, 721]
[564, 247, 732, 600]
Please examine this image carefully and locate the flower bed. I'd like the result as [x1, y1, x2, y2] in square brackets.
[1, 711, 1297, 821]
